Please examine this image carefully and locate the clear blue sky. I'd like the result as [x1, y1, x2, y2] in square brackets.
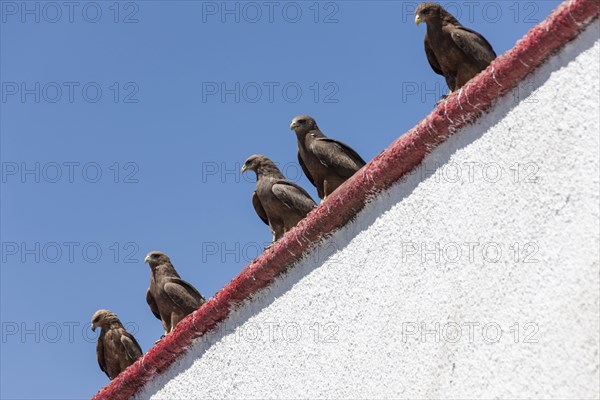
[0, 1, 559, 398]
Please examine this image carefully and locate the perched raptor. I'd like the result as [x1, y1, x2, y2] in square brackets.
[242, 154, 316, 242]
[91, 309, 142, 380]
[144, 251, 205, 337]
[415, 2, 496, 93]
[290, 115, 366, 200]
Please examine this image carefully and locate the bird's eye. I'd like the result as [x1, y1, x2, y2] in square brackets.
[93, 317, 100, 322]
[299, 119, 306, 124]
[152, 254, 159, 258]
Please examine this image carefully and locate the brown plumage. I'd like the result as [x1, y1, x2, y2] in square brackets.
[144, 251, 205, 337]
[242, 154, 317, 242]
[290, 115, 366, 200]
[415, 2, 496, 92]
[91, 309, 142, 380]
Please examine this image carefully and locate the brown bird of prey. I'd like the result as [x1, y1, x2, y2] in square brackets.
[415, 2, 496, 93]
[290, 115, 366, 201]
[242, 154, 317, 242]
[144, 251, 205, 337]
[91, 309, 143, 380]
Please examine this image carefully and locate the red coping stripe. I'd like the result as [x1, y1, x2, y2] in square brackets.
[93, 1, 599, 398]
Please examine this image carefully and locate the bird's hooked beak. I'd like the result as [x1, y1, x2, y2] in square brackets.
[91, 321, 97, 332]
[241, 164, 248, 173]
[144, 254, 151, 263]
[415, 14, 423, 26]
[290, 121, 299, 130]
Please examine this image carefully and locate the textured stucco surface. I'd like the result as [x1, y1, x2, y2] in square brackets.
[138, 20, 600, 400]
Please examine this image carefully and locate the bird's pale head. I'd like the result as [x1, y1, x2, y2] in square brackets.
[144, 251, 171, 268]
[91, 309, 119, 331]
[241, 154, 281, 177]
[290, 115, 318, 135]
[415, 2, 444, 25]
[242, 154, 266, 173]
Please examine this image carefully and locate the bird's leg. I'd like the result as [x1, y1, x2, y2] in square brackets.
[266, 224, 284, 248]
[169, 313, 183, 333]
[322, 180, 331, 202]
[263, 232, 276, 250]
[161, 319, 169, 335]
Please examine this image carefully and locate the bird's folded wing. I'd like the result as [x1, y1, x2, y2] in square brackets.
[96, 337, 109, 378]
[272, 181, 317, 214]
[146, 289, 161, 320]
[252, 191, 269, 225]
[424, 36, 443, 75]
[312, 138, 366, 178]
[164, 280, 205, 312]
[121, 333, 143, 360]
[451, 26, 496, 66]
[298, 152, 316, 188]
